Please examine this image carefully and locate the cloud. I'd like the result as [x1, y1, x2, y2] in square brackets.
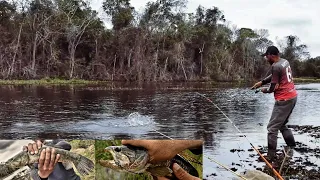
[307, 42, 320, 58]
[267, 18, 312, 28]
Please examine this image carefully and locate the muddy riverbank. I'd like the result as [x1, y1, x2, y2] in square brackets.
[205, 125, 320, 180]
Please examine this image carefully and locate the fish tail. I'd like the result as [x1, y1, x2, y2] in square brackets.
[73, 155, 94, 176]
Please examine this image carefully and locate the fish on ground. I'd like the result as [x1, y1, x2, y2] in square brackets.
[99, 145, 200, 180]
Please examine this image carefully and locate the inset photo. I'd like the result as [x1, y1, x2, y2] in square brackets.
[0, 139, 95, 180]
[95, 139, 203, 180]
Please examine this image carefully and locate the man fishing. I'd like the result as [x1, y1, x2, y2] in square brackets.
[24, 140, 81, 180]
[251, 45, 297, 166]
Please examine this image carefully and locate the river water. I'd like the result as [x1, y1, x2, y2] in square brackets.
[0, 82, 319, 179]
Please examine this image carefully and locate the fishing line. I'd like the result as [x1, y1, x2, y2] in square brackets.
[196, 92, 284, 180]
[195, 92, 252, 146]
[151, 129, 249, 180]
[152, 129, 174, 140]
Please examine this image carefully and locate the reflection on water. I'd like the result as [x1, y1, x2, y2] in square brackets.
[0, 83, 319, 179]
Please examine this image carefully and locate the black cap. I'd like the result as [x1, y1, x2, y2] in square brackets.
[261, 46, 279, 57]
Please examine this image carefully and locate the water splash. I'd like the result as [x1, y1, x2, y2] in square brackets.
[66, 112, 156, 132]
[126, 112, 154, 127]
[91, 112, 155, 127]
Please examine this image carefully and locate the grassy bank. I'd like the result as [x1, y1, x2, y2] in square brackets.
[294, 77, 320, 83]
[0, 77, 318, 86]
[0, 78, 107, 85]
[0, 77, 245, 86]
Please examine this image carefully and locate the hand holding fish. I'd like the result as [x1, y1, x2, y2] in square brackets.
[0, 140, 94, 180]
[100, 140, 202, 179]
[23, 140, 60, 178]
[121, 140, 202, 164]
[37, 147, 60, 178]
[22, 140, 43, 155]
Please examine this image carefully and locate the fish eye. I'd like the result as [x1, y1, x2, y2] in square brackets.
[114, 147, 121, 152]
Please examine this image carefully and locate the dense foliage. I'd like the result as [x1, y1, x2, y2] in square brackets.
[0, 0, 318, 82]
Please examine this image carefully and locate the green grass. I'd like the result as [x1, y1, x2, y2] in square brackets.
[68, 140, 96, 180]
[0, 77, 107, 85]
[294, 77, 320, 83]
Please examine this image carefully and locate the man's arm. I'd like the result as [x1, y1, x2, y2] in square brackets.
[251, 74, 272, 90]
[261, 83, 277, 93]
[261, 74, 272, 85]
[262, 66, 280, 93]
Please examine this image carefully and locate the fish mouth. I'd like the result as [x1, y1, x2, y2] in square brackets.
[100, 147, 124, 170]
[103, 147, 116, 162]
[102, 146, 132, 168]
[104, 146, 116, 156]
[99, 146, 118, 169]
[104, 147, 112, 153]
[99, 159, 120, 169]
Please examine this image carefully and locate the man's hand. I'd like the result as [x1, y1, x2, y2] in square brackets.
[23, 140, 60, 178]
[121, 140, 202, 164]
[251, 81, 262, 90]
[23, 140, 43, 155]
[37, 147, 60, 178]
[121, 140, 181, 163]
[261, 88, 267, 93]
[157, 163, 201, 180]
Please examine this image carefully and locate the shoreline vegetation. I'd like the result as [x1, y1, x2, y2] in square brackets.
[0, 77, 319, 85]
[0, 0, 319, 83]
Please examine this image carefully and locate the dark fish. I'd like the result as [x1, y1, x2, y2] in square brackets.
[99, 145, 200, 180]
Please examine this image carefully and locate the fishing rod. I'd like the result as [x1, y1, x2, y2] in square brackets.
[195, 92, 284, 180]
[151, 128, 249, 180]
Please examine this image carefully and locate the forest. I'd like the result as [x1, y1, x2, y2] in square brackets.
[0, 0, 319, 82]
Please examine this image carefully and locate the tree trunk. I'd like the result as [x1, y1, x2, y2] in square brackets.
[32, 33, 38, 71]
[112, 54, 117, 80]
[128, 49, 132, 68]
[8, 23, 23, 78]
[180, 59, 187, 81]
[95, 39, 99, 59]
[69, 46, 75, 79]
[200, 43, 205, 75]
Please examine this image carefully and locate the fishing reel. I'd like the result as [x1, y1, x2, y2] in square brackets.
[251, 87, 261, 93]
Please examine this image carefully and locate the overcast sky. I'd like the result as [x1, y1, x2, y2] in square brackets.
[90, 0, 320, 58]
